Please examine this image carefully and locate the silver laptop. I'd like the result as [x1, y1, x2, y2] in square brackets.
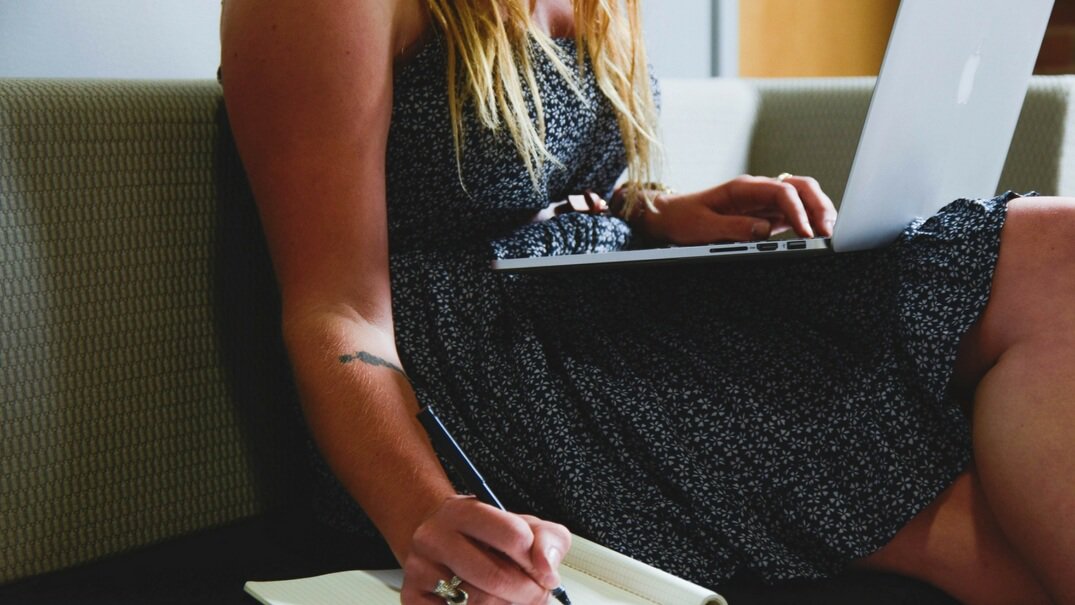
[492, 0, 1053, 273]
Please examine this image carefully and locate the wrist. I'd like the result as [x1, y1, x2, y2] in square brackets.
[613, 180, 673, 215]
[383, 483, 458, 563]
[614, 184, 675, 241]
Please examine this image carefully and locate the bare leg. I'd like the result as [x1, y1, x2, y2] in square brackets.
[962, 197, 1075, 602]
[854, 469, 1051, 604]
[856, 197, 1075, 603]
[972, 347, 1075, 602]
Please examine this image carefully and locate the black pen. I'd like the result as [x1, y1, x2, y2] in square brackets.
[417, 405, 572, 605]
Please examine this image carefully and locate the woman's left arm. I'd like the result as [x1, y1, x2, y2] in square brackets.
[622, 174, 838, 245]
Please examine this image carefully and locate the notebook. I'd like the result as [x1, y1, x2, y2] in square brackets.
[491, 0, 1054, 273]
[244, 534, 727, 605]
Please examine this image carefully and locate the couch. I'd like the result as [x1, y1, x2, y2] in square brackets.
[3, 75, 1074, 604]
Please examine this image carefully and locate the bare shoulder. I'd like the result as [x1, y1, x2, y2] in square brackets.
[218, 0, 431, 321]
[220, 0, 428, 72]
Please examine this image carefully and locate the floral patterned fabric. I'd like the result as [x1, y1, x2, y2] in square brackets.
[309, 32, 1015, 587]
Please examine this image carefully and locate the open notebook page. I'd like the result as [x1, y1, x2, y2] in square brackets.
[245, 534, 726, 605]
[563, 535, 726, 605]
[245, 569, 402, 605]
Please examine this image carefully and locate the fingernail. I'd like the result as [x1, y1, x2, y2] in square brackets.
[544, 547, 563, 589]
[825, 219, 836, 235]
[546, 546, 563, 568]
[751, 220, 771, 239]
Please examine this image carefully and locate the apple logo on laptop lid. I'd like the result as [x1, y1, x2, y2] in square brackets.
[957, 45, 983, 105]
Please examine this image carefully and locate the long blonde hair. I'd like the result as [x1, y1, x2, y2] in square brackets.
[425, 0, 660, 215]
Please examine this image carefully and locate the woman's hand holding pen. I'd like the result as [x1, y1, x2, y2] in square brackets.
[401, 495, 572, 605]
[625, 174, 838, 245]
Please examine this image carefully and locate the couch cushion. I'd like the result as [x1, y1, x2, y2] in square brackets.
[0, 79, 307, 583]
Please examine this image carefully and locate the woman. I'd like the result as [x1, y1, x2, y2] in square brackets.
[219, 1, 1075, 603]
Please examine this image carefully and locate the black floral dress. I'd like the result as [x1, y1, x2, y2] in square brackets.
[310, 32, 1016, 587]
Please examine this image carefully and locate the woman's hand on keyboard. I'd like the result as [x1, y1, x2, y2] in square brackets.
[627, 174, 837, 246]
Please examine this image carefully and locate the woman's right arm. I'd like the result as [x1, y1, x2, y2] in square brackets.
[219, 2, 567, 602]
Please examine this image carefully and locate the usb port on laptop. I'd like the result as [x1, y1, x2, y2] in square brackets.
[787, 241, 807, 250]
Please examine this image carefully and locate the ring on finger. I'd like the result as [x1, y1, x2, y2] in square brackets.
[444, 587, 468, 605]
[433, 576, 469, 605]
[775, 172, 794, 183]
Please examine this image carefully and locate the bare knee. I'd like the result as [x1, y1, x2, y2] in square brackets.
[998, 197, 1075, 272]
[974, 196, 1075, 361]
[1004, 196, 1075, 253]
[854, 471, 1050, 604]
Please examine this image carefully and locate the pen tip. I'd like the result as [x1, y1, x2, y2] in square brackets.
[552, 586, 571, 605]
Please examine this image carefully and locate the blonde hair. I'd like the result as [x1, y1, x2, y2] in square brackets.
[425, 0, 661, 216]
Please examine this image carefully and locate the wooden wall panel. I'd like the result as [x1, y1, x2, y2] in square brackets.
[740, 0, 900, 77]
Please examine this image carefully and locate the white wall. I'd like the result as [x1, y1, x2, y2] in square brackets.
[0, 0, 221, 78]
[0, 1, 722, 80]
[642, 0, 739, 78]
[642, 0, 713, 78]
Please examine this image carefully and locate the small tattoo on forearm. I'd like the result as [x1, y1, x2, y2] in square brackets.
[339, 351, 408, 377]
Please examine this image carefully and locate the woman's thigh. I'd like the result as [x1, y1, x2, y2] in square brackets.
[852, 469, 1049, 604]
[952, 195, 1075, 392]
[858, 196, 1075, 603]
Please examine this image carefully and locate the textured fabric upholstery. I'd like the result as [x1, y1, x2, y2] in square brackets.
[2, 75, 1074, 586]
[1, 79, 307, 583]
[748, 78, 873, 206]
